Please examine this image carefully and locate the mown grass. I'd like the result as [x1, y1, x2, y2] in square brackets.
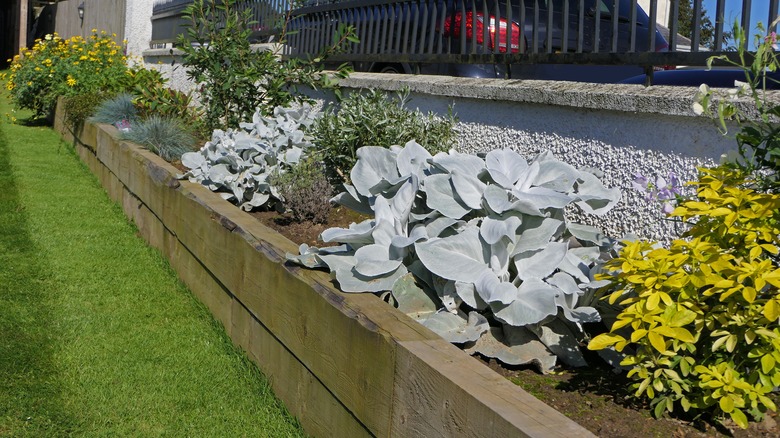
[0, 88, 306, 436]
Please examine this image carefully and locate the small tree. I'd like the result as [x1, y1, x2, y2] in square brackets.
[177, 0, 357, 132]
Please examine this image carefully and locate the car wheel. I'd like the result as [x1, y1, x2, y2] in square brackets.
[376, 64, 404, 74]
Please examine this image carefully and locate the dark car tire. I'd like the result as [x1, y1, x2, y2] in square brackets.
[375, 63, 405, 74]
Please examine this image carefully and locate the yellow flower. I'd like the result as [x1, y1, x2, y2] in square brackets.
[66, 76, 76, 87]
[79, 55, 88, 60]
[91, 28, 97, 33]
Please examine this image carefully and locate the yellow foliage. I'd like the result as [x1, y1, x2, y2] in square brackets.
[589, 166, 780, 427]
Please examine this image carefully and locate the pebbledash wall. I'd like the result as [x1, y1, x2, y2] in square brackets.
[125, 0, 777, 242]
[142, 46, 766, 242]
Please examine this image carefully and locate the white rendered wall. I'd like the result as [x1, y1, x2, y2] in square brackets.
[124, 0, 155, 62]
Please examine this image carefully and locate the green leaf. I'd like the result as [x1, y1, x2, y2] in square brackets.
[719, 395, 735, 413]
[648, 331, 667, 354]
[761, 354, 775, 374]
[587, 333, 626, 350]
[730, 408, 749, 429]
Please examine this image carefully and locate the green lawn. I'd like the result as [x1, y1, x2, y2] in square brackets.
[0, 95, 306, 435]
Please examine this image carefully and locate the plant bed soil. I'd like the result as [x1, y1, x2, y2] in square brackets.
[252, 205, 780, 438]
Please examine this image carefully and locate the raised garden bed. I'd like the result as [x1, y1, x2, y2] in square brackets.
[54, 101, 595, 437]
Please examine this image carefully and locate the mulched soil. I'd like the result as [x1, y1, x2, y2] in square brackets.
[248, 205, 780, 438]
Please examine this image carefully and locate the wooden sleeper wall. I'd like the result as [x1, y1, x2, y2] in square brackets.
[54, 100, 595, 438]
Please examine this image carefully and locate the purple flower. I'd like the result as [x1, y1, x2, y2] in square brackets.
[632, 171, 683, 214]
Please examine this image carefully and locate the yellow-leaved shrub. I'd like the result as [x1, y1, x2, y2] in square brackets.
[589, 166, 780, 428]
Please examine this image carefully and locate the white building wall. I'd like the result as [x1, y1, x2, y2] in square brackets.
[124, 0, 155, 62]
[638, 0, 671, 27]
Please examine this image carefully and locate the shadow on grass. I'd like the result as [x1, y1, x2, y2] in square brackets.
[0, 123, 75, 434]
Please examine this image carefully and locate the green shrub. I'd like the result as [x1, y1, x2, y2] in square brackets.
[2, 31, 128, 118]
[178, 0, 356, 132]
[90, 93, 138, 125]
[270, 155, 333, 224]
[64, 91, 108, 131]
[121, 115, 196, 161]
[313, 88, 457, 183]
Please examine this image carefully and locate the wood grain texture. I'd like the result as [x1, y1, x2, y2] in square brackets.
[53, 112, 596, 438]
[392, 339, 596, 438]
[246, 312, 372, 437]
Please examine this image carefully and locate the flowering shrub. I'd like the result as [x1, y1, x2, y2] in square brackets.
[2, 30, 128, 118]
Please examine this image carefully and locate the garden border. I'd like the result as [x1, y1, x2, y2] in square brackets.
[53, 99, 595, 438]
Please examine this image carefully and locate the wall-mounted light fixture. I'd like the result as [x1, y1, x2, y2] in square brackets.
[77, 2, 85, 23]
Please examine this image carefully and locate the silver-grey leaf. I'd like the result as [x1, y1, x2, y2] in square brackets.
[424, 174, 471, 219]
[415, 226, 488, 282]
[492, 278, 559, 326]
[514, 242, 569, 281]
[421, 311, 488, 344]
[464, 326, 556, 372]
[529, 318, 587, 367]
[354, 244, 402, 277]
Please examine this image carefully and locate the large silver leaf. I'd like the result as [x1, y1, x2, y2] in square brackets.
[396, 140, 432, 178]
[554, 292, 601, 324]
[480, 216, 522, 245]
[485, 149, 528, 188]
[450, 170, 486, 210]
[428, 152, 485, 176]
[331, 184, 373, 215]
[208, 163, 234, 184]
[511, 186, 573, 211]
[475, 269, 517, 304]
[573, 171, 622, 216]
[424, 174, 471, 219]
[492, 278, 559, 326]
[424, 216, 460, 239]
[350, 146, 400, 197]
[415, 226, 488, 283]
[392, 273, 439, 320]
[529, 318, 587, 367]
[421, 311, 489, 344]
[546, 271, 582, 296]
[514, 242, 569, 281]
[317, 251, 357, 273]
[534, 159, 580, 193]
[320, 219, 376, 244]
[513, 160, 541, 192]
[464, 326, 556, 372]
[567, 223, 612, 246]
[181, 151, 206, 169]
[512, 216, 565, 254]
[390, 225, 428, 249]
[390, 176, 418, 227]
[482, 184, 513, 215]
[335, 264, 408, 292]
[454, 281, 487, 310]
[354, 244, 402, 277]
[557, 250, 591, 282]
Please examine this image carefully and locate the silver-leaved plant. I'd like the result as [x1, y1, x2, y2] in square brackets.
[288, 141, 622, 372]
[180, 104, 319, 211]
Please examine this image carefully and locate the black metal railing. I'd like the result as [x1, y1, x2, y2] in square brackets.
[150, 0, 290, 44]
[151, 0, 780, 72]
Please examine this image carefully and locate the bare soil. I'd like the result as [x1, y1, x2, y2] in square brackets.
[248, 204, 779, 438]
